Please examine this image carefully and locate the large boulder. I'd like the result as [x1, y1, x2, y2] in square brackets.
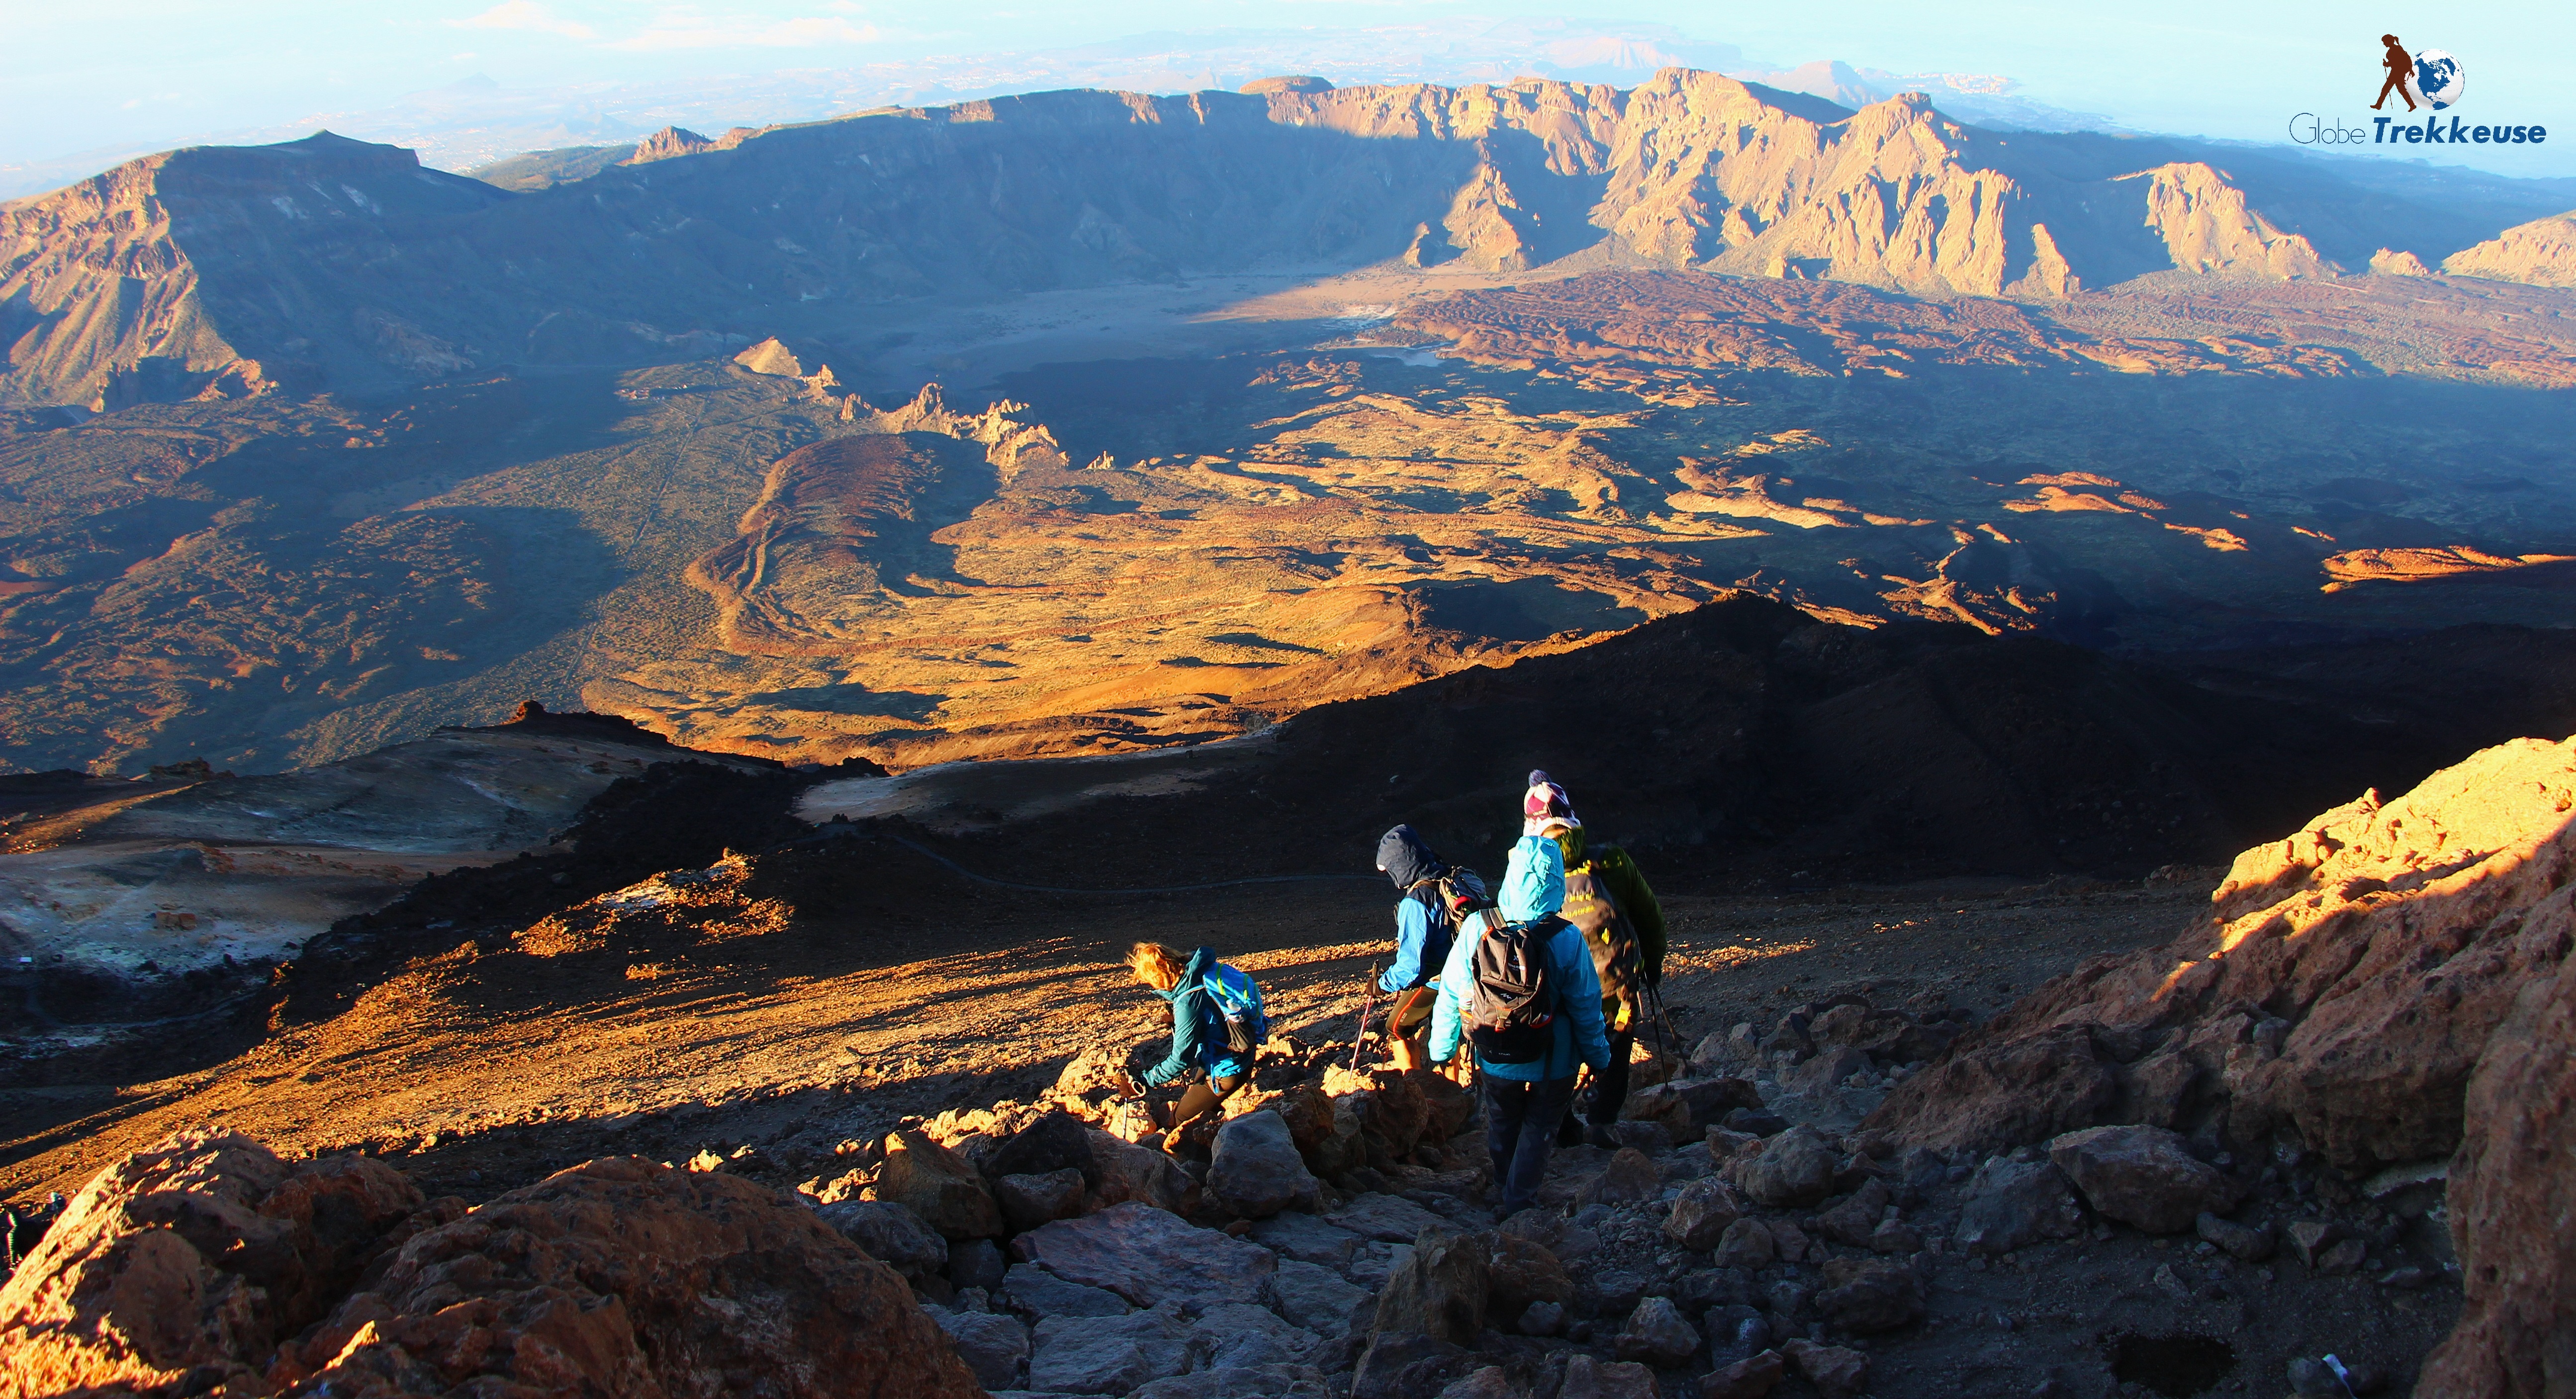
[1321, 1066, 1431, 1163]
[1370, 1228, 1488, 1344]
[1663, 1178, 1746, 1250]
[815, 1199, 948, 1279]
[1085, 1128, 1201, 1215]
[1484, 1232, 1573, 1318]
[2046, 1124, 2244, 1233]
[0, 1131, 430, 1399]
[1208, 1109, 1321, 1218]
[1812, 1259, 1924, 1334]
[1613, 1295, 1702, 1367]
[1950, 1156, 2085, 1255]
[1729, 1124, 1839, 1208]
[997, 1167, 1089, 1232]
[1029, 1303, 1195, 1394]
[1858, 1025, 2116, 1157]
[1264, 1258, 1371, 1335]
[1012, 1201, 1277, 1308]
[277, 1155, 979, 1397]
[928, 1306, 1031, 1390]
[875, 1129, 1003, 1240]
[1003, 1259, 1133, 1318]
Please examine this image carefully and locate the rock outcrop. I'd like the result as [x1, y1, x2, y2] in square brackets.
[0, 1136, 983, 1398]
[1863, 734, 2576, 1395]
[2442, 209, 2576, 287]
[0, 1132, 431, 1398]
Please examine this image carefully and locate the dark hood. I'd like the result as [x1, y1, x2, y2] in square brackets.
[1378, 824, 1443, 892]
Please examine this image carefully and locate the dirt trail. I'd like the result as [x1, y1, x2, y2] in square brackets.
[0, 872, 2195, 1207]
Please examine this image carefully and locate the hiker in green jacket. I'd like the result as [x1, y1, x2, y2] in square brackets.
[1521, 772, 1667, 1150]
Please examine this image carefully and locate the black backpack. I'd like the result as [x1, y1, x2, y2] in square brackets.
[1562, 860, 1643, 1032]
[1465, 911, 1563, 1065]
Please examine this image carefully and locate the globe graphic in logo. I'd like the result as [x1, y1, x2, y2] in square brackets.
[2414, 49, 2466, 109]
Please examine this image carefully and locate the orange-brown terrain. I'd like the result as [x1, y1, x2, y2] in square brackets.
[1, 63, 2574, 1399]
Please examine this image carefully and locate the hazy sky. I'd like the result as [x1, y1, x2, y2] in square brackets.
[7, 1, 2573, 177]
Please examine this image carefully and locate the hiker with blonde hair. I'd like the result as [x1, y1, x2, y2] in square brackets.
[1121, 941, 1268, 1150]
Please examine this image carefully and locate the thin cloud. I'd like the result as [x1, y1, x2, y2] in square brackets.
[454, 2, 597, 41]
[610, 12, 881, 51]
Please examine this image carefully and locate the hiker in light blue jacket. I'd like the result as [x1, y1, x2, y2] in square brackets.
[1429, 828, 1611, 1217]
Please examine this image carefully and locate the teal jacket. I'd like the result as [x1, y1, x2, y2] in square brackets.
[1429, 835, 1611, 1081]
[1141, 946, 1251, 1087]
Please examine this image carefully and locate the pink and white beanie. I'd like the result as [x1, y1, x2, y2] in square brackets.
[1522, 769, 1580, 837]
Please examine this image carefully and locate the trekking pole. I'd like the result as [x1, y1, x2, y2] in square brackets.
[1349, 964, 1380, 1071]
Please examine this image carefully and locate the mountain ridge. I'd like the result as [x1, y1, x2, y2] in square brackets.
[8, 71, 2571, 411]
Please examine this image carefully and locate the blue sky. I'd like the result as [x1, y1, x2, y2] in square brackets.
[6, 1, 2572, 178]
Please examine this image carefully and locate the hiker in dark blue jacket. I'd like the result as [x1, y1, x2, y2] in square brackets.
[1375, 825, 1462, 1070]
[1126, 942, 1261, 1150]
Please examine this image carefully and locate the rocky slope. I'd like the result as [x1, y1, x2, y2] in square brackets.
[2442, 209, 2576, 288]
[0, 1131, 979, 1398]
[1860, 735, 2576, 1395]
[4, 73, 2550, 407]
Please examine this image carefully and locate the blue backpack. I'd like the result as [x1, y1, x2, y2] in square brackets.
[1201, 962, 1269, 1056]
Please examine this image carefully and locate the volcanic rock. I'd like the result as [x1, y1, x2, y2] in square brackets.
[1581, 1148, 1665, 1206]
[2195, 1212, 2275, 1262]
[1193, 1299, 1319, 1369]
[998, 1167, 1090, 1231]
[279, 1155, 979, 1398]
[1085, 1128, 1200, 1215]
[1614, 1295, 1703, 1367]
[1711, 1217, 1775, 1270]
[1861, 1026, 2116, 1158]
[2046, 1124, 2243, 1233]
[1813, 1259, 1925, 1334]
[929, 1305, 1032, 1389]
[1869, 738, 2576, 1172]
[1012, 1202, 1277, 1308]
[1560, 1354, 1662, 1399]
[1730, 1124, 1840, 1207]
[1779, 1045, 1872, 1096]
[1664, 1177, 1747, 1250]
[1001, 1261, 1132, 1319]
[1328, 1191, 1452, 1242]
[1370, 1228, 1488, 1344]
[1700, 1348, 1786, 1399]
[2418, 887, 2576, 1398]
[1809, 1178, 1894, 1248]
[1208, 1109, 1321, 1218]
[1627, 1077, 1764, 1141]
[1250, 1210, 1365, 1268]
[2443, 210, 2576, 287]
[1783, 1338, 1869, 1399]
[1485, 1230, 1574, 1317]
[1950, 1156, 2085, 1255]
[0, 1131, 428, 1398]
[948, 1236, 1008, 1291]
[817, 1199, 949, 1279]
[1264, 1258, 1371, 1335]
[874, 1129, 1004, 1239]
[1029, 1303, 1195, 1394]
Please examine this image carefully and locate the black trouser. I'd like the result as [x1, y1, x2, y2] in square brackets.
[1485, 1072, 1577, 1217]
[1560, 1027, 1634, 1143]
